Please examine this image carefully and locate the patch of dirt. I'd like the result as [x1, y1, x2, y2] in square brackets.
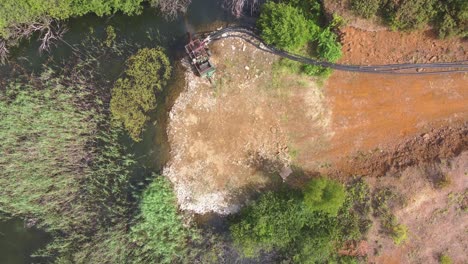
[323, 0, 389, 32]
[164, 24, 467, 214]
[315, 26, 468, 174]
[366, 151, 468, 264]
[339, 27, 467, 65]
[332, 123, 467, 178]
[164, 38, 331, 214]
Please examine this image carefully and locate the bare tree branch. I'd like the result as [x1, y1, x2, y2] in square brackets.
[152, 0, 192, 20]
[0, 40, 8, 64]
[0, 17, 67, 63]
[224, 0, 265, 18]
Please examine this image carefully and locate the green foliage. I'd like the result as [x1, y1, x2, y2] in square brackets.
[257, 2, 311, 51]
[349, 0, 467, 38]
[387, 0, 437, 31]
[230, 177, 370, 262]
[303, 177, 346, 216]
[104, 25, 117, 47]
[435, 0, 468, 38]
[0, 75, 96, 228]
[0, 0, 144, 38]
[0, 66, 199, 263]
[372, 188, 408, 245]
[131, 177, 198, 264]
[230, 190, 305, 257]
[350, 0, 381, 18]
[440, 253, 453, 264]
[110, 47, 171, 141]
[258, 0, 342, 78]
[389, 223, 408, 245]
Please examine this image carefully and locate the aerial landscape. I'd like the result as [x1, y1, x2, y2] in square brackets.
[0, 0, 466, 263]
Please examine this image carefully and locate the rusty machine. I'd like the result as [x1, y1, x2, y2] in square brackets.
[185, 34, 216, 78]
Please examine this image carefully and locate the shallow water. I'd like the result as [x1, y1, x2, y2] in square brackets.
[0, 219, 51, 264]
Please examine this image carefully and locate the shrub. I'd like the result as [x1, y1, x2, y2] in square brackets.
[230, 177, 373, 261]
[440, 253, 453, 264]
[387, 0, 437, 30]
[350, 0, 381, 18]
[257, 2, 311, 51]
[230, 190, 305, 257]
[435, 0, 468, 38]
[110, 47, 171, 141]
[303, 177, 346, 216]
[0, 0, 144, 38]
[390, 223, 408, 245]
[131, 177, 198, 264]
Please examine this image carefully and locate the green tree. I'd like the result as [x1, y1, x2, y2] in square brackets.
[257, 2, 311, 51]
[350, 0, 381, 18]
[110, 47, 171, 141]
[303, 177, 346, 216]
[230, 190, 305, 257]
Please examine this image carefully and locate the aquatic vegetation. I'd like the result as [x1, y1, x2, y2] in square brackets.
[110, 47, 171, 141]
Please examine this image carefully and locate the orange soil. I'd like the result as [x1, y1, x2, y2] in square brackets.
[324, 72, 468, 159]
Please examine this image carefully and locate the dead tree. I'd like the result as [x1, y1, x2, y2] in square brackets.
[152, 0, 192, 20]
[0, 17, 66, 63]
[224, 0, 265, 17]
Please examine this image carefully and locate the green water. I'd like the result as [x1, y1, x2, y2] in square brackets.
[0, 1, 243, 262]
[0, 219, 50, 264]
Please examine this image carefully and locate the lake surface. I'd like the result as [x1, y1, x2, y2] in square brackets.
[0, 0, 243, 262]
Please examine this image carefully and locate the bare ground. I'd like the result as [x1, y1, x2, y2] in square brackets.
[366, 151, 468, 264]
[164, 25, 467, 216]
[164, 38, 331, 214]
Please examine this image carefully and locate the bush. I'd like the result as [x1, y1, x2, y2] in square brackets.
[131, 177, 198, 264]
[440, 253, 453, 264]
[110, 47, 171, 141]
[303, 177, 346, 216]
[0, 0, 144, 38]
[349, 0, 467, 38]
[387, 0, 437, 30]
[435, 0, 468, 38]
[230, 177, 357, 260]
[230, 190, 305, 257]
[257, 2, 311, 51]
[350, 0, 381, 18]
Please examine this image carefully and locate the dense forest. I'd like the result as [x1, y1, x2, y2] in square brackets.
[0, 0, 466, 263]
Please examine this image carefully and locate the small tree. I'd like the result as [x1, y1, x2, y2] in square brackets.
[257, 2, 311, 51]
[303, 177, 346, 216]
[110, 47, 171, 141]
[230, 191, 305, 257]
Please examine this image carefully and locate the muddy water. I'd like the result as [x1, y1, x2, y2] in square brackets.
[324, 72, 468, 158]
